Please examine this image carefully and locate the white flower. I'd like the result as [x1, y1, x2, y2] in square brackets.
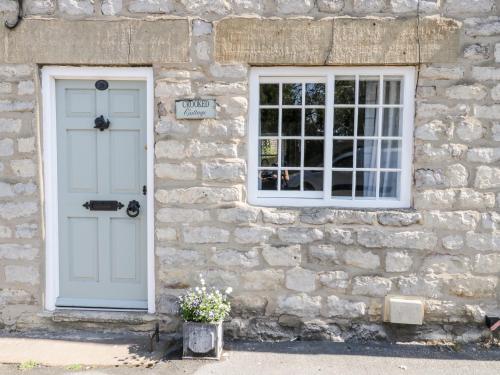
[225, 287, 233, 295]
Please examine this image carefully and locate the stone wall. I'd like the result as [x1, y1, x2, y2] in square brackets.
[0, 0, 499, 342]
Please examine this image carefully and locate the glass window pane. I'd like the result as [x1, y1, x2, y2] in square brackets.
[282, 170, 300, 191]
[260, 108, 278, 136]
[281, 139, 301, 167]
[384, 79, 402, 104]
[332, 171, 352, 197]
[303, 170, 324, 191]
[304, 140, 324, 167]
[259, 170, 278, 190]
[305, 108, 324, 136]
[333, 140, 353, 168]
[305, 83, 325, 105]
[282, 108, 302, 136]
[356, 140, 378, 169]
[335, 78, 355, 104]
[358, 108, 378, 137]
[380, 171, 400, 198]
[260, 84, 279, 105]
[283, 83, 302, 105]
[381, 140, 401, 168]
[355, 171, 377, 197]
[259, 139, 278, 167]
[382, 108, 401, 137]
[359, 78, 379, 104]
[333, 108, 354, 136]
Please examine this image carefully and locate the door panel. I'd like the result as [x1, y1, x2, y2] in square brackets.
[56, 79, 147, 309]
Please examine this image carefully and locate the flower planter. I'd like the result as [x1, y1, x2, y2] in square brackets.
[182, 321, 223, 360]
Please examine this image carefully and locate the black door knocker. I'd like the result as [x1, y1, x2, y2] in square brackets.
[126, 200, 140, 218]
[94, 115, 110, 131]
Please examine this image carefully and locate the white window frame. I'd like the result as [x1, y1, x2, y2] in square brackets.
[248, 66, 415, 208]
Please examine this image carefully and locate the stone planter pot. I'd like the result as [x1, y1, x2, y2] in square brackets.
[182, 321, 223, 360]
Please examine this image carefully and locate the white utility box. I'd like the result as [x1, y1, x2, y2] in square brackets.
[383, 295, 424, 325]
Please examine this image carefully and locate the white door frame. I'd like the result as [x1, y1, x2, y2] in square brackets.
[41, 66, 155, 313]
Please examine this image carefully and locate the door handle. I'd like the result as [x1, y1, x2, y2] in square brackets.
[126, 200, 140, 218]
[83, 200, 124, 211]
[94, 115, 110, 131]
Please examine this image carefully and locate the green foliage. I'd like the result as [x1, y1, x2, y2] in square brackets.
[66, 364, 83, 371]
[18, 360, 40, 371]
[179, 275, 231, 323]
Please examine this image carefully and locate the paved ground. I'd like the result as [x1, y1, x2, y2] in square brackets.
[1, 339, 500, 374]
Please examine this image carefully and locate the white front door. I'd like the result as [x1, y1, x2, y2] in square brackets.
[55, 79, 148, 309]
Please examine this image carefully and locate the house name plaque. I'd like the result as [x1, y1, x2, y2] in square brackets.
[175, 99, 217, 119]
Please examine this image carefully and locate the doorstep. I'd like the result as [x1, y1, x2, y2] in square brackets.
[39, 309, 158, 325]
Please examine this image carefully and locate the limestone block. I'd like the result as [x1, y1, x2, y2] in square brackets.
[277, 228, 323, 244]
[455, 189, 495, 210]
[0, 225, 12, 238]
[0, 100, 34, 112]
[101, 0, 121, 14]
[262, 244, 301, 266]
[455, 117, 483, 141]
[276, 294, 321, 317]
[211, 249, 259, 268]
[317, 0, 344, 12]
[156, 247, 206, 266]
[180, 0, 231, 15]
[217, 206, 259, 223]
[324, 296, 366, 318]
[262, 210, 297, 225]
[5, 265, 39, 285]
[318, 271, 349, 290]
[415, 120, 451, 141]
[352, 276, 392, 297]
[447, 275, 497, 298]
[234, 226, 275, 244]
[472, 67, 500, 81]
[414, 189, 456, 210]
[421, 255, 471, 274]
[474, 254, 500, 274]
[276, 0, 314, 14]
[59, 0, 94, 16]
[377, 212, 421, 226]
[442, 235, 464, 250]
[386, 252, 413, 272]
[0, 65, 32, 78]
[444, 0, 493, 16]
[423, 211, 479, 231]
[325, 227, 354, 244]
[155, 81, 191, 97]
[128, 0, 173, 13]
[156, 227, 177, 241]
[491, 84, 500, 101]
[155, 162, 197, 180]
[0, 138, 13, 156]
[209, 64, 247, 80]
[18, 137, 35, 153]
[463, 43, 490, 60]
[0, 82, 11, 93]
[344, 249, 380, 270]
[192, 20, 212, 36]
[201, 160, 246, 182]
[157, 208, 210, 223]
[474, 166, 500, 189]
[17, 81, 35, 96]
[15, 223, 37, 239]
[353, 0, 385, 12]
[285, 267, 316, 292]
[0, 19, 189, 64]
[301, 209, 376, 225]
[445, 85, 487, 100]
[466, 232, 500, 251]
[195, 41, 211, 61]
[0, 244, 38, 260]
[182, 226, 229, 243]
[243, 269, 284, 291]
[309, 245, 339, 265]
[481, 212, 500, 231]
[415, 169, 446, 189]
[155, 186, 240, 205]
[10, 159, 35, 178]
[475, 105, 500, 119]
[24, 0, 55, 14]
[0, 289, 33, 305]
[465, 16, 500, 37]
[357, 229, 438, 250]
[397, 275, 441, 298]
[467, 148, 500, 164]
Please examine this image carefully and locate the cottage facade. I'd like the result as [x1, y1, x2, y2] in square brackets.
[0, 0, 499, 341]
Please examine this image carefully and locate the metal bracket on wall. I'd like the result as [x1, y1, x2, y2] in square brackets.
[4, 0, 22, 29]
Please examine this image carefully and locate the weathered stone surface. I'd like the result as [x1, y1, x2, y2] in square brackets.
[357, 229, 438, 250]
[231, 295, 267, 318]
[474, 254, 500, 274]
[377, 212, 421, 226]
[212, 249, 259, 268]
[468, 148, 500, 164]
[423, 211, 479, 231]
[301, 209, 376, 225]
[463, 43, 490, 60]
[447, 276, 498, 298]
[0, 119, 21, 133]
[344, 249, 380, 270]
[181, 0, 230, 14]
[155, 81, 191, 97]
[0, 138, 13, 156]
[353, 0, 385, 12]
[217, 206, 259, 223]
[276, 294, 321, 317]
[182, 226, 229, 243]
[24, 0, 56, 14]
[317, 0, 344, 12]
[262, 244, 301, 266]
[0, 202, 37, 220]
[277, 228, 323, 244]
[262, 210, 297, 225]
[325, 227, 354, 245]
[398, 275, 441, 298]
[0, 244, 38, 260]
[308, 245, 339, 265]
[474, 166, 500, 189]
[352, 276, 392, 297]
[157, 208, 210, 223]
[155, 163, 196, 180]
[156, 227, 177, 241]
[421, 255, 471, 274]
[465, 16, 500, 37]
[234, 227, 275, 244]
[324, 296, 366, 318]
[414, 189, 456, 209]
[456, 189, 495, 210]
[318, 271, 349, 290]
[445, 85, 487, 100]
[285, 268, 316, 292]
[442, 235, 464, 250]
[202, 160, 245, 182]
[156, 247, 206, 266]
[128, 0, 173, 13]
[155, 187, 240, 205]
[0, 19, 189, 64]
[101, 0, 121, 15]
[386, 251, 413, 272]
[415, 120, 451, 141]
[5, 265, 39, 285]
[243, 270, 284, 291]
[444, 0, 493, 16]
[472, 67, 500, 81]
[420, 66, 464, 80]
[466, 232, 500, 251]
[59, 0, 94, 15]
[276, 0, 313, 14]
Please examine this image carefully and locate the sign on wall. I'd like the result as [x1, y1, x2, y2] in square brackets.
[175, 99, 217, 119]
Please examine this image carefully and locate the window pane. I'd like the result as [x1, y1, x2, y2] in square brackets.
[332, 140, 353, 168]
[260, 84, 279, 105]
[305, 108, 324, 136]
[283, 83, 302, 105]
[380, 171, 400, 198]
[358, 108, 378, 136]
[304, 140, 324, 167]
[259, 139, 278, 167]
[382, 108, 401, 137]
[356, 140, 378, 169]
[282, 108, 302, 136]
[332, 171, 352, 197]
[381, 140, 401, 168]
[384, 79, 402, 104]
[333, 108, 354, 136]
[359, 78, 379, 104]
[260, 108, 279, 136]
[282, 170, 300, 190]
[259, 170, 278, 190]
[305, 83, 325, 105]
[304, 170, 323, 191]
[335, 78, 355, 104]
[355, 171, 376, 197]
[281, 139, 301, 167]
